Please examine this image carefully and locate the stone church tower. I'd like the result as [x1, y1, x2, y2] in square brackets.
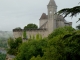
[13, 0, 72, 39]
[47, 0, 57, 34]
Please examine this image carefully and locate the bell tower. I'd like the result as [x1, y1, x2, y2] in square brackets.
[47, 0, 57, 34]
[47, 0, 57, 19]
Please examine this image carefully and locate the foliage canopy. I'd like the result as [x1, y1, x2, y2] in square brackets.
[14, 26, 80, 60]
[24, 23, 38, 30]
[8, 37, 22, 55]
[58, 6, 80, 22]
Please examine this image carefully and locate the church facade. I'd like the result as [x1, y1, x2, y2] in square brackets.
[13, 0, 72, 39]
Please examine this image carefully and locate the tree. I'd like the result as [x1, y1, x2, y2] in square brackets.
[14, 39, 47, 60]
[7, 37, 22, 55]
[24, 23, 38, 30]
[14, 27, 22, 29]
[58, 6, 80, 22]
[40, 26, 76, 60]
[0, 53, 6, 60]
[48, 26, 75, 39]
[30, 27, 80, 60]
[14, 26, 80, 60]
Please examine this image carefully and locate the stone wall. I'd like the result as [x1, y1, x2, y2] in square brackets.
[57, 20, 65, 27]
[13, 29, 48, 39]
[26, 29, 48, 39]
[13, 29, 22, 39]
[39, 19, 48, 27]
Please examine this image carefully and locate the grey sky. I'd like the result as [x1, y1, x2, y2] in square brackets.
[0, 0, 80, 31]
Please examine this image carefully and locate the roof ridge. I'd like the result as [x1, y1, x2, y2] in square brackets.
[40, 13, 48, 20]
[48, 0, 57, 7]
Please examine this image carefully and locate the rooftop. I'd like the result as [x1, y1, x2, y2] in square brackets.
[40, 13, 48, 20]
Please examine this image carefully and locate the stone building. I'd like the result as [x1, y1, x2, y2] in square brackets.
[13, 0, 72, 39]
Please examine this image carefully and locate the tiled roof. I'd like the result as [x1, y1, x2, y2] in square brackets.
[56, 15, 64, 21]
[40, 13, 48, 20]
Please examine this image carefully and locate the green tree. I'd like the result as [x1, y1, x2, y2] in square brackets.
[14, 27, 22, 29]
[0, 53, 6, 60]
[8, 38, 15, 48]
[30, 55, 42, 60]
[24, 23, 38, 30]
[14, 39, 47, 60]
[14, 26, 80, 60]
[39, 26, 75, 60]
[31, 27, 80, 60]
[58, 6, 80, 22]
[7, 37, 22, 55]
[48, 26, 74, 39]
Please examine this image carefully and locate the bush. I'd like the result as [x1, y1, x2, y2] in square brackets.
[14, 39, 47, 60]
[14, 26, 80, 60]
[8, 37, 22, 55]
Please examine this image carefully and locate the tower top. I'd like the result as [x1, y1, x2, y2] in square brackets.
[48, 0, 57, 7]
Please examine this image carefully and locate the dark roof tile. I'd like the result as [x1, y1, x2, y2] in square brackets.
[40, 13, 48, 20]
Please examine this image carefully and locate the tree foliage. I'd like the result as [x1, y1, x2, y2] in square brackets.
[14, 39, 47, 60]
[58, 6, 80, 22]
[58, 6, 80, 17]
[0, 53, 6, 60]
[14, 26, 80, 60]
[8, 37, 22, 55]
[33, 27, 80, 60]
[30, 26, 80, 60]
[14, 27, 22, 29]
[48, 26, 75, 39]
[24, 23, 38, 30]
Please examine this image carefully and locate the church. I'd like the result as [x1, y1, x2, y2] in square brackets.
[13, 0, 72, 39]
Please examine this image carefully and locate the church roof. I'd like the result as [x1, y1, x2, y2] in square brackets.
[40, 13, 48, 20]
[56, 15, 65, 21]
[48, 0, 57, 7]
[56, 15, 72, 25]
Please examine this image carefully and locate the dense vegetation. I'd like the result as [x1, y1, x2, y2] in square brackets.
[58, 5, 80, 22]
[11, 26, 80, 60]
[6, 4, 80, 60]
[0, 53, 6, 60]
[8, 37, 22, 55]
[8, 5, 80, 60]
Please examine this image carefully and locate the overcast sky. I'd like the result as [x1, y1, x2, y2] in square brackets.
[0, 0, 80, 31]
